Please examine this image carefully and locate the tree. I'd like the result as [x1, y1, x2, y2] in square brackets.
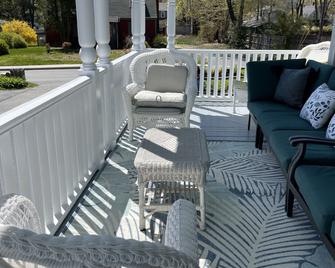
[318, 0, 333, 41]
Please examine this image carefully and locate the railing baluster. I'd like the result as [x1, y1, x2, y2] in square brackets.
[214, 53, 220, 98]
[199, 53, 205, 98]
[244, 53, 250, 82]
[228, 53, 235, 97]
[221, 53, 227, 97]
[237, 52, 243, 81]
[207, 53, 212, 97]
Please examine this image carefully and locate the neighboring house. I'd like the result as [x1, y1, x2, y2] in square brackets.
[158, 0, 167, 33]
[109, 0, 158, 49]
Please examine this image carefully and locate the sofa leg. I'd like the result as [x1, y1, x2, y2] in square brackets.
[286, 189, 294, 217]
[258, 130, 264, 150]
[255, 125, 261, 149]
[247, 114, 251, 131]
[255, 124, 264, 149]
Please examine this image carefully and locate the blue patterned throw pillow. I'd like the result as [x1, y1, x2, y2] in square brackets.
[300, 83, 335, 129]
[326, 114, 335, 139]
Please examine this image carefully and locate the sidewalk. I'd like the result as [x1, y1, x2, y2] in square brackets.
[0, 64, 80, 71]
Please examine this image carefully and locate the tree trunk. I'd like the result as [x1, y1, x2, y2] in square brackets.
[315, 0, 319, 23]
[317, 0, 331, 42]
[226, 0, 236, 24]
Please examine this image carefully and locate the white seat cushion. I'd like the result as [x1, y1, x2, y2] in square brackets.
[146, 64, 188, 93]
[133, 90, 187, 108]
[135, 107, 183, 114]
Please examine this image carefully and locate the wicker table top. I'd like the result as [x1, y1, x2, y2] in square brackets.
[134, 128, 209, 171]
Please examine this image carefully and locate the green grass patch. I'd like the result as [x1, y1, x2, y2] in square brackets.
[175, 35, 229, 49]
[0, 47, 128, 66]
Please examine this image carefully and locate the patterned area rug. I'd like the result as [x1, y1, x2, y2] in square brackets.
[63, 132, 335, 268]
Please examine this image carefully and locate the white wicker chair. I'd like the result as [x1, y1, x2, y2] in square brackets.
[0, 194, 198, 268]
[297, 41, 330, 63]
[123, 49, 197, 140]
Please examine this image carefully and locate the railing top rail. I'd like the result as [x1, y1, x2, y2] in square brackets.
[0, 76, 91, 135]
[179, 48, 301, 54]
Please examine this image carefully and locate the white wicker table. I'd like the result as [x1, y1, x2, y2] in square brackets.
[134, 128, 209, 230]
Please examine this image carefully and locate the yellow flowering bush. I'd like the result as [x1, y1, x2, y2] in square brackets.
[2, 20, 37, 45]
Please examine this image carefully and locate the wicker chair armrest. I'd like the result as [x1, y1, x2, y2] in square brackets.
[164, 200, 198, 262]
[0, 224, 198, 268]
[0, 194, 41, 233]
[125, 83, 144, 98]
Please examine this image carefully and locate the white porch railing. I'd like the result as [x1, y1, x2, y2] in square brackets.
[181, 49, 300, 100]
[0, 52, 136, 233]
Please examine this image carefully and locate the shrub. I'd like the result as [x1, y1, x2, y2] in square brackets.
[0, 76, 28, 89]
[12, 34, 27, 48]
[0, 39, 10, 55]
[5, 69, 26, 79]
[0, 32, 15, 48]
[2, 20, 37, 45]
[152, 34, 167, 48]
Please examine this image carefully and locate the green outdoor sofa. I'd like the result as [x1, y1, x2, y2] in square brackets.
[247, 58, 335, 259]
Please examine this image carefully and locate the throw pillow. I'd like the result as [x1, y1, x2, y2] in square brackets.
[300, 83, 335, 129]
[326, 114, 335, 139]
[146, 64, 188, 93]
[274, 67, 311, 108]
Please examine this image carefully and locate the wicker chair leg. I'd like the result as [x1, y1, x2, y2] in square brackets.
[199, 185, 206, 230]
[128, 120, 134, 141]
[139, 182, 145, 230]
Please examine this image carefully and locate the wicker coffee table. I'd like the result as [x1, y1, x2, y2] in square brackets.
[134, 128, 209, 230]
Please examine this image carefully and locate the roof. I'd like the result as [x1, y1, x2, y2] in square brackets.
[110, 0, 157, 19]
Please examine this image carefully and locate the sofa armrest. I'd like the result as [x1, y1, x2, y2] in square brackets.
[289, 135, 335, 147]
[247, 59, 306, 102]
[288, 135, 335, 183]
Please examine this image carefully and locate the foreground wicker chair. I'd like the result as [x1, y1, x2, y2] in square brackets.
[123, 49, 197, 140]
[0, 194, 198, 268]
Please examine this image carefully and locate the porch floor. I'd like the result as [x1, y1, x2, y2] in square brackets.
[60, 103, 335, 268]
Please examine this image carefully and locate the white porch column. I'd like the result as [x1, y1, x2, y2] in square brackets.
[132, 0, 145, 51]
[94, 0, 111, 67]
[75, 0, 97, 72]
[328, 19, 335, 65]
[140, 0, 146, 50]
[167, 0, 176, 50]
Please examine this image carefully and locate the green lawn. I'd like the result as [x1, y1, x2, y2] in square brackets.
[175, 35, 229, 49]
[0, 47, 128, 66]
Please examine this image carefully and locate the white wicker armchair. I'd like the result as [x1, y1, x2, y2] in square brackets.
[0, 194, 198, 268]
[123, 49, 197, 140]
[297, 41, 330, 63]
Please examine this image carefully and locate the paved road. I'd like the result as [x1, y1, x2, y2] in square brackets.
[0, 69, 79, 114]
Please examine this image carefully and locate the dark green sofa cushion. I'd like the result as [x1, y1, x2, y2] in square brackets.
[326, 70, 335, 91]
[331, 221, 335, 244]
[268, 130, 335, 171]
[274, 67, 311, 108]
[305, 60, 335, 97]
[256, 111, 314, 138]
[295, 165, 335, 235]
[247, 59, 306, 102]
[248, 101, 298, 120]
